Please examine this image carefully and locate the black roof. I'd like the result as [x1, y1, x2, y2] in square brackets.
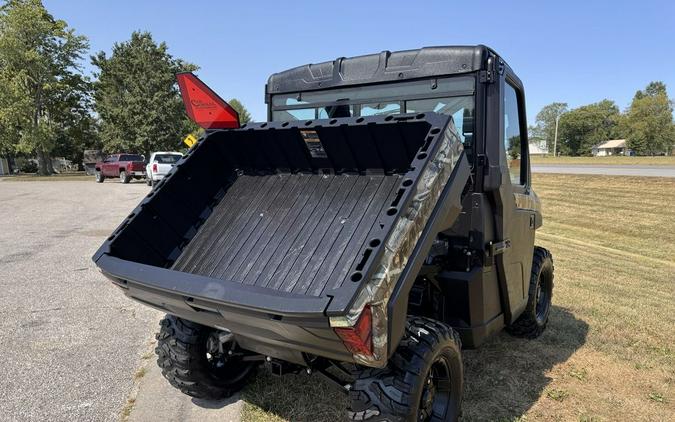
[266, 45, 494, 96]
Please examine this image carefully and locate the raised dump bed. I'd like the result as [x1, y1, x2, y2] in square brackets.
[172, 172, 402, 297]
[93, 112, 465, 319]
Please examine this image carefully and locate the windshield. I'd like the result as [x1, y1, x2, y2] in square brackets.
[271, 75, 475, 142]
[154, 154, 182, 164]
[120, 154, 144, 162]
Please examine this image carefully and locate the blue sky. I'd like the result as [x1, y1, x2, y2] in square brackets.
[45, 0, 675, 123]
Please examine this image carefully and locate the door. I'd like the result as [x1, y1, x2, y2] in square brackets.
[502, 79, 536, 318]
[103, 156, 118, 177]
[481, 63, 536, 324]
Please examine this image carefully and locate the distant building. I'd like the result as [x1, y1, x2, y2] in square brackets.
[83, 149, 105, 175]
[528, 137, 549, 156]
[51, 157, 75, 173]
[529, 141, 549, 156]
[592, 139, 627, 156]
[0, 157, 9, 175]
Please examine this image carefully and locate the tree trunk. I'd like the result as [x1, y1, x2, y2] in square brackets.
[46, 154, 55, 174]
[36, 148, 51, 176]
[33, 85, 52, 176]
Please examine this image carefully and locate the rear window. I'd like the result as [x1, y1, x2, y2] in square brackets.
[406, 96, 474, 143]
[361, 102, 401, 117]
[154, 154, 182, 164]
[270, 76, 475, 143]
[120, 154, 144, 162]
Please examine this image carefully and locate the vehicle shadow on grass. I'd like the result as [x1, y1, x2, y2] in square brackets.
[235, 306, 588, 422]
[461, 306, 588, 420]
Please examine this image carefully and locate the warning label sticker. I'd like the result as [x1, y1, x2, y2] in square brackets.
[300, 130, 327, 158]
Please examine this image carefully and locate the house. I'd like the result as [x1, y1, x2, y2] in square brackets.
[592, 139, 627, 156]
[528, 140, 549, 156]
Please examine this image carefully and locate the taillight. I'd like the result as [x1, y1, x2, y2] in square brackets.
[152, 163, 158, 173]
[176, 72, 240, 129]
[334, 305, 373, 356]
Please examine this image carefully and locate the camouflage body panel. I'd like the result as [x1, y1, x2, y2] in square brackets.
[329, 119, 464, 367]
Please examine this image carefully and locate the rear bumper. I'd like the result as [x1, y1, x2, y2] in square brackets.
[96, 254, 353, 364]
[129, 171, 146, 177]
[150, 173, 166, 181]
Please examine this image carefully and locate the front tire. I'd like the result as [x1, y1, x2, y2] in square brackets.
[507, 246, 554, 339]
[155, 315, 256, 399]
[95, 171, 104, 183]
[349, 317, 463, 421]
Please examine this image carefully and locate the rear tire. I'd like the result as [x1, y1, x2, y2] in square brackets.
[147, 178, 153, 186]
[507, 246, 554, 339]
[155, 315, 256, 399]
[120, 170, 130, 184]
[95, 171, 104, 183]
[348, 317, 463, 421]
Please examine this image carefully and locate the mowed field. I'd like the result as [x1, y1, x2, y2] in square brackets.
[241, 173, 675, 422]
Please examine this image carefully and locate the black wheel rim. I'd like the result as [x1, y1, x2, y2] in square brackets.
[205, 333, 251, 384]
[419, 356, 452, 421]
[206, 333, 231, 373]
[535, 266, 553, 324]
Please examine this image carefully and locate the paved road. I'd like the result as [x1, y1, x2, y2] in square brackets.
[532, 164, 675, 177]
[129, 360, 242, 422]
[0, 180, 241, 421]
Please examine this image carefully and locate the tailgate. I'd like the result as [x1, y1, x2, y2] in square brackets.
[156, 163, 175, 175]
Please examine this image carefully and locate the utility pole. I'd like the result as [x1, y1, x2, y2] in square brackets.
[553, 114, 561, 157]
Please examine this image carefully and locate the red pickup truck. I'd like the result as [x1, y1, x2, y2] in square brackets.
[95, 154, 146, 183]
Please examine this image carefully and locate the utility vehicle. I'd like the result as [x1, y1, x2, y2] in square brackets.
[93, 45, 554, 421]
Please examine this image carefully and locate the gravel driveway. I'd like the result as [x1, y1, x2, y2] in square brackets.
[0, 180, 160, 421]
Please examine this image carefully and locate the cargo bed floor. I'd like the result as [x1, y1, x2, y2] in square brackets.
[173, 173, 401, 297]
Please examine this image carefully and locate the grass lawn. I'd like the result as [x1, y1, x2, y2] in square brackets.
[241, 173, 674, 422]
[531, 155, 675, 166]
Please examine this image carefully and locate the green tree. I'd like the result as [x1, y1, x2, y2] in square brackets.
[0, 0, 89, 175]
[50, 89, 99, 169]
[228, 98, 252, 124]
[534, 102, 568, 153]
[633, 81, 667, 100]
[623, 81, 674, 155]
[558, 100, 622, 156]
[507, 135, 521, 160]
[92, 31, 197, 156]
